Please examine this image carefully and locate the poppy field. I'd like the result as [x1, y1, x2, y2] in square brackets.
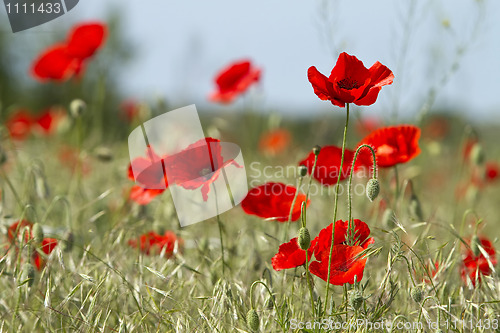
[1, 6, 500, 333]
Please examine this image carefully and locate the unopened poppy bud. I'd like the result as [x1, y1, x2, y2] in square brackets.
[297, 227, 311, 250]
[348, 290, 364, 310]
[298, 165, 308, 178]
[470, 143, 485, 166]
[409, 194, 424, 221]
[366, 178, 380, 202]
[265, 295, 275, 310]
[70, 99, 86, 118]
[20, 263, 35, 287]
[94, 146, 114, 162]
[313, 145, 321, 156]
[61, 231, 74, 252]
[246, 309, 259, 332]
[471, 234, 481, 257]
[410, 287, 423, 303]
[32, 223, 44, 244]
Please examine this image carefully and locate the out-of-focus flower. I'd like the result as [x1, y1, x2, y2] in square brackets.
[5, 110, 34, 140]
[120, 100, 141, 123]
[258, 129, 291, 156]
[358, 125, 421, 168]
[209, 59, 261, 104]
[460, 236, 497, 287]
[241, 182, 309, 222]
[308, 52, 394, 108]
[58, 146, 92, 175]
[32, 238, 58, 271]
[31, 22, 107, 82]
[33, 107, 67, 135]
[128, 231, 183, 258]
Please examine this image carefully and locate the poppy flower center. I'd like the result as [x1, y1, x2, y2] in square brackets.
[338, 263, 350, 272]
[199, 167, 212, 177]
[337, 78, 360, 90]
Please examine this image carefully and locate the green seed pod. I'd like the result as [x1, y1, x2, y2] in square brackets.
[94, 146, 114, 162]
[246, 309, 259, 332]
[298, 165, 308, 178]
[471, 234, 481, 257]
[61, 231, 74, 252]
[297, 227, 311, 250]
[348, 290, 364, 310]
[313, 145, 321, 156]
[366, 178, 380, 202]
[32, 223, 44, 244]
[410, 287, 423, 303]
[70, 99, 86, 118]
[409, 194, 424, 221]
[470, 143, 485, 166]
[382, 208, 395, 228]
[20, 263, 35, 287]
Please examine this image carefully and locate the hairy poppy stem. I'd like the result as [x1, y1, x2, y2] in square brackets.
[346, 144, 377, 245]
[324, 103, 350, 315]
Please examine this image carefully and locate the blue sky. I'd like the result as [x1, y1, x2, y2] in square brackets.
[5, 0, 500, 121]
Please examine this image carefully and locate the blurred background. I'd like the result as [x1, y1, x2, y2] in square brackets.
[1, 0, 499, 122]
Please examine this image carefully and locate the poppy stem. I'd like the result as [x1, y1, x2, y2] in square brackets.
[284, 175, 304, 242]
[346, 144, 377, 245]
[394, 165, 400, 199]
[324, 103, 350, 315]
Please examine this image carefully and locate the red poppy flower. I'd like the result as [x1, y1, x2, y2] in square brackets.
[66, 22, 107, 59]
[309, 244, 367, 285]
[5, 110, 34, 140]
[312, 219, 374, 259]
[421, 260, 440, 284]
[31, 44, 80, 82]
[271, 237, 316, 271]
[241, 182, 310, 222]
[33, 107, 66, 135]
[120, 100, 141, 123]
[485, 162, 499, 183]
[298, 145, 371, 186]
[463, 138, 478, 162]
[258, 129, 291, 156]
[128, 231, 183, 258]
[31, 22, 106, 82]
[128, 146, 167, 205]
[162, 137, 241, 201]
[460, 236, 497, 287]
[209, 59, 261, 104]
[358, 125, 421, 168]
[32, 238, 58, 271]
[308, 52, 394, 108]
[7, 220, 33, 243]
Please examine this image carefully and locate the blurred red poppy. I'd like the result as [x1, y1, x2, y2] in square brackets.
[31, 44, 79, 81]
[31, 22, 106, 82]
[258, 129, 291, 156]
[308, 52, 394, 108]
[355, 117, 382, 137]
[271, 237, 316, 271]
[58, 146, 92, 175]
[5, 110, 34, 140]
[460, 236, 497, 287]
[7, 220, 58, 271]
[128, 146, 167, 205]
[422, 260, 440, 284]
[312, 219, 374, 259]
[128, 231, 183, 258]
[309, 244, 367, 285]
[33, 107, 66, 135]
[162, 137, 241, 201]
[298, 145, 371, 186]
[485, 162, 499, 183]
[66, 22, 106, 59]
[209, 59, 261, 104]
[241, 182, 309, 222]
[32, 238, 58, 271]
[358, 125, 421, 168]
[120, 100, 141, 123]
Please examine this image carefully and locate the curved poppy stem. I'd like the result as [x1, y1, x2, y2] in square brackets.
[346, 144, 377, 245]
[324, 103, 350, 315]
[301, 202, 316, 317]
